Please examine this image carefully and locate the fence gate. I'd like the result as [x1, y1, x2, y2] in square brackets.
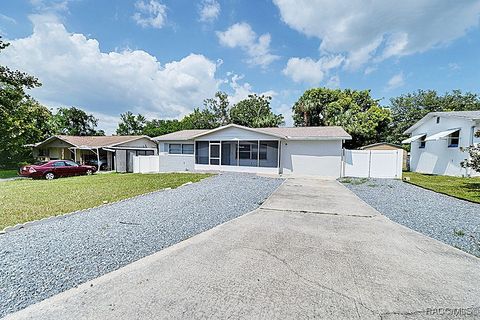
[342, 149, 403, 179]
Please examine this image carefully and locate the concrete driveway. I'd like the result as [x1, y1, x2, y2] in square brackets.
[6, 178, 480, 319]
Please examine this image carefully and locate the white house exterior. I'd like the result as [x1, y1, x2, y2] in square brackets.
[153, 124, 351, 178]
[402, 111, 480, 177]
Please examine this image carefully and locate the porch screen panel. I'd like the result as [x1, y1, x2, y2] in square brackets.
[239, 141, 259, 167]
[195, 141, 209, 164]
[221, 141, 238, 166]
[259, 141, 279, 167]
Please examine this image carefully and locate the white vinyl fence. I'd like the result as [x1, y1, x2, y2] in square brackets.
[342, 149, 403, 179]
[133, 156, 159, 173]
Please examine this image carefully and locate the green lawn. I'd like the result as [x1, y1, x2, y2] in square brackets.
[0, 169, 18, 179]
[403, 172, 480, 203]
[0, 172, 212, 230]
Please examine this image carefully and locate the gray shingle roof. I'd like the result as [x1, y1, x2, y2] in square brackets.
[257, 126, 351, 139]
[153, 124, 351, 141]
[430, 111, 480, 119]
[36, 135, 151, 148]
[404, 110, 480, 134]
[153, 130, 209, 141]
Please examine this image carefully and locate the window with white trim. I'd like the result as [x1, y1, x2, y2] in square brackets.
[182, 144, 194, 154]
[169, 143, 194, 154]
[448, 130, 460, 148]
[419, 136, 426, 149]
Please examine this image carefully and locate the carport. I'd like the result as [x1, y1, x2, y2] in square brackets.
[30, 135, 158, 172]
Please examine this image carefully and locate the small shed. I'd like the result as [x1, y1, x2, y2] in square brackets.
[359, 143, 407, 170]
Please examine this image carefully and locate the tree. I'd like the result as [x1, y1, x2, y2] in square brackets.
[116, 111, 146, 135]
[292, 88, 391, 148]
[181, 108, 218, 129]
[388, 90, 480, 144]
[0, 37, 53, 168]
[143, 119, 183, 137]
[230, 94, 284, 128]
[461, 130, 480, 173]
[203, 91, 230, 126]
[51, 107, 103, 136]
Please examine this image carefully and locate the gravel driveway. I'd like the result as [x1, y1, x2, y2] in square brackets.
[0, 173, 283, 317]
[343, 178, 480, 257]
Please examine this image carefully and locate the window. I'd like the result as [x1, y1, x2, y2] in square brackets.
[182, 144, 194, 154]
[238, 141, 258, 160]
[195, 141, 209, 164]
[238, 141, 258, 166]
[448, 130, 460, 147]
[65, 160, 79, 167]
[221, 141, 238, 166]
[53, 161, 66, 167]
[169, 144, 193, 155]
[38, 149, 49, 156]
[419, 136, 426, 149]
[136, 150, 155, 156]
[169, 144, 182, 154]
[259, 141, 279, 168]
[436, 117, 440, 124]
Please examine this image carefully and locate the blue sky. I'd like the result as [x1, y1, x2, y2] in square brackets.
[1, 0, 479, 133]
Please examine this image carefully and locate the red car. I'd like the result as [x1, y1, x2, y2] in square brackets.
[19, 160, 97, 180]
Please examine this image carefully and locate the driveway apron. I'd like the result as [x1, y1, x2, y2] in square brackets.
[6, 178, 480, 320]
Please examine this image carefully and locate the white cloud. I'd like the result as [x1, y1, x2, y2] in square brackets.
[274, 0, 480, 69]
[364, 66, 377, 75]
[198, 0, 220, 23]
[276, 103, 293, 126]
[217, 22, 279, 67]
[133, 0, 167, 29]
[448, 62, 461, 71]
[0, 14, 17, 24]
[386, 72, 405, 90]
[282, 55, 343, 85]
[0, 15, 220, 133]
[226, 72, 276, 104]
[326, 75, 340, 88]
[30, 0, 72, 13]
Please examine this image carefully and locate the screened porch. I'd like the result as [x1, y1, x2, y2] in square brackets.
[194, 140, 280, 171]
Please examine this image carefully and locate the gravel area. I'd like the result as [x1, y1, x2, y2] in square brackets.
[342, 178, 480, 257]
[0, 173, 283, 317]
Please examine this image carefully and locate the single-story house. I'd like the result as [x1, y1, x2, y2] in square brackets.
[359, 142, 407, 170]
[30, 135, 157, 172]
[402, 111, 480, 177]
[153, 124, 351, 178]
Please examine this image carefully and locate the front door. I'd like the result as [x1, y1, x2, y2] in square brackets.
[126, 150, 136, 172]
[209, 142, 220, 165]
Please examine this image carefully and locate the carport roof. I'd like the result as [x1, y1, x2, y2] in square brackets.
[153, 124, 351, 141]
[34, 135, 152, 148]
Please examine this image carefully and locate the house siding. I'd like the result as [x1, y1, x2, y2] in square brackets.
[116, 138, 158, 150]
[409, 116, 479, 176]
[195, 126, 278, 141]
[115, 149, 127, 173]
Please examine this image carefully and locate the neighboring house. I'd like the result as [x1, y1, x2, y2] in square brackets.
[153, 124, 351, 178]
[30, 135, 157, 173]
[402, 111, 480, 176]
[359, 142, 407, 170]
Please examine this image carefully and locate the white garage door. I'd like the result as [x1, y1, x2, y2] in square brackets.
[281, 140, 343, 178]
